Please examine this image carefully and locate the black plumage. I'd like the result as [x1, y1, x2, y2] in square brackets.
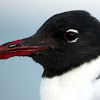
[25, 10, 100, 77]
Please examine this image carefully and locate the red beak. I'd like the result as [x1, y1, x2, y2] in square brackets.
[0, 37, 51, 59]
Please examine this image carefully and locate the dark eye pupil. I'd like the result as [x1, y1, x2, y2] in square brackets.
[64, 32, 77, 41]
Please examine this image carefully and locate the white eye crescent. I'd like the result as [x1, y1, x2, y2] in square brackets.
[64, 29, 79, 43]
[66, 29, 79, 33]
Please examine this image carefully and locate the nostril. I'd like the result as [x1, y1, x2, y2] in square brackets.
[9, 44, 20, 48]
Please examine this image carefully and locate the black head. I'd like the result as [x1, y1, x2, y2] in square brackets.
[1, 10, 100, 78]
[28, 10, 100, 77]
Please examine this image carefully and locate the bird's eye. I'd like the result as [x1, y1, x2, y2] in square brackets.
[64, 29, 79, 43]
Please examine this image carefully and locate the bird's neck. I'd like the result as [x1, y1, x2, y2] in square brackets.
[42, 56, 100, 86]
[42, 55, 100, 78]
[40, 56, 100, 100]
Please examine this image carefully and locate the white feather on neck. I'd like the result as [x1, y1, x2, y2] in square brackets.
[40, 56, 100, 100]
